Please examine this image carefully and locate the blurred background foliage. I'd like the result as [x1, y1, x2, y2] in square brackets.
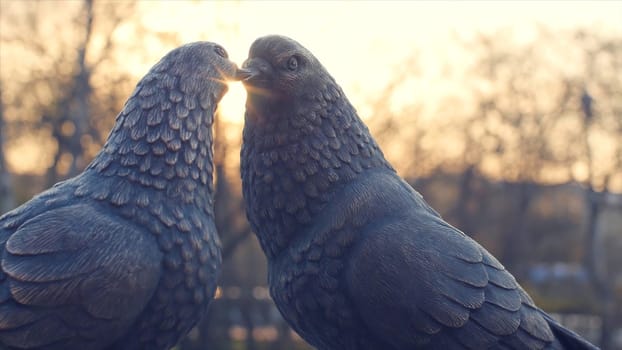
[0, 1, 621, 349]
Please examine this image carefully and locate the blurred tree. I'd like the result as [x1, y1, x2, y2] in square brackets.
[570, 31, 622, 349]
[367, 55, 444, 180]
[0, 0, 153, 186]
[372, 26, 621, 347]
[462, 30, 581, 271]
[0, 84, 14, 215]
[384, 27, 622, 273]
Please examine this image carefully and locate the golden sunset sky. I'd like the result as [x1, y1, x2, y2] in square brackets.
[131, 1, 622, 121]
[1, 0, 621, 181]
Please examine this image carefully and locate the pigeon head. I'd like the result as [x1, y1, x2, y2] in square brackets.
[88, 41, 241, 194]
[239, 35, 333, 107]
[239, 35, 393, 258]
[149, 41, 242, 101]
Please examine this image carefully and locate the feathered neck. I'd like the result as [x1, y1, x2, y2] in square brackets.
[79, 65, 223, 214]
[241, 82, 393, 259]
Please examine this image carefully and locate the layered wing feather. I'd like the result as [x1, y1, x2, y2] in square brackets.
[0, 202, 162, 349]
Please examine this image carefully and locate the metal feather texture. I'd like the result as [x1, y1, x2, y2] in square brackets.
[240, 35, 599, 350]
[0, 41, 236, 350]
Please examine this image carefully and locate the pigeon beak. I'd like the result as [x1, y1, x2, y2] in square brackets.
[238, 58, 271, 83]
[234, 68, 255, 81]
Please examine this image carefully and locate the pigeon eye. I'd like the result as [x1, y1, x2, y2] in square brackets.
[287, 56, 298, 71]
[214, 46, 228, 59]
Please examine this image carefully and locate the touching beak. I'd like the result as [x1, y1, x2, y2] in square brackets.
[236, 58, 271, 82]
[234, 68, 255, 81]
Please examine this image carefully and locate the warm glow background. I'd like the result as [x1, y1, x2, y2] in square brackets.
[2, 1, 621, 180]
[1, 2, 622, 348]
[128, 1, 622, 122]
